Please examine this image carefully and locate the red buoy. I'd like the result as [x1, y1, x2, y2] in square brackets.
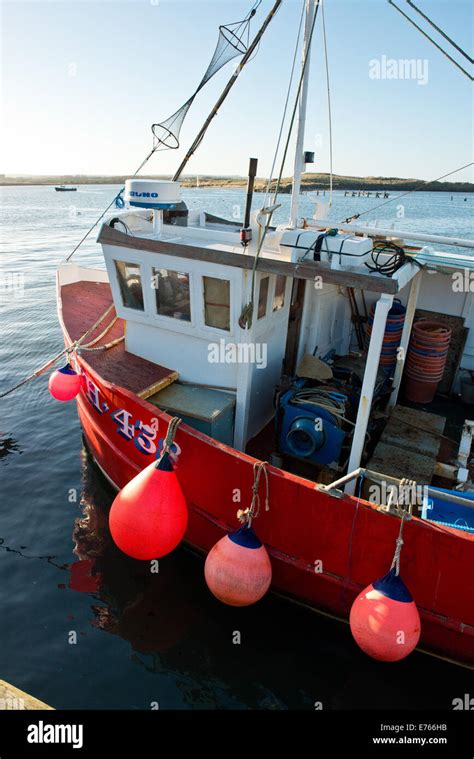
[109, 452, 188, 560]
[204, 525, 272, 606]
[350, 569, 420, 662]
[48, 363, 82, 401]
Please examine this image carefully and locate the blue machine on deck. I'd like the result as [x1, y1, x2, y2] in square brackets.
[276, 356, 389, 468]
[278, 380, 348, 465]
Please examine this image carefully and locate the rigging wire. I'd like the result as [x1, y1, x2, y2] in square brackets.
[320, 0, 333, 206]
[406, 0, 473, 64]
[240, 0, 321, 330]
[388, 0, 473, 81]
[342, 161, 474, 224]
[64, 146, 157, 262]
[263, 0, 306, 205]
[63, 1, 267, 263]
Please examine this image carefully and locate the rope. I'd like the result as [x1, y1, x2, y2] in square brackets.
[64, 147, 157, 263]
[78, 315, 118, 349]
[388, 477, 417, 575]
[238, 461, 269, 527]
[406, 0, 474, 64]
[78, 335, 125, 353]
[390, 510, 407, 576]
[0, 346, 73, 399]
[321, 0, 333, 206]
[342, 162, 473, 224]
[160, 416, 182, 458]
[0, 303, 116, 399]
[388, 1, 473, 81]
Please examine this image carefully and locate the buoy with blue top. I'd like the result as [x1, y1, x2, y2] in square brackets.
[204, 462, 272, 606]
[350, 507, 420, 662]
[49, 363, 82, 401]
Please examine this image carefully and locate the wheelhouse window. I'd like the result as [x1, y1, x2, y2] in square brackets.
[203, 276, 230, 331]
[258, 276, 269, 319]
[115, 261, 144, 311]
[273, 275, 286, 312]
[152, 268, 191, 321]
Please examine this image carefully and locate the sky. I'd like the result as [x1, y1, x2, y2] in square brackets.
[1, 0, 473, 182]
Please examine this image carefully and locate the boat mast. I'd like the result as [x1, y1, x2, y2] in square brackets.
[289, 0, 318, 228]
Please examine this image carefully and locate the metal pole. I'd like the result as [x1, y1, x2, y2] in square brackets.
[345, 293, 394, 494]
[289, 0, 317, 228]
[243, 158, 258, 228]
[172, 0, 282, 182]
[308, 219, 474, 249]
[389, 270, 422, 409]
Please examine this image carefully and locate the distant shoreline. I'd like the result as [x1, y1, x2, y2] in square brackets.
[1, 173, 473, 194]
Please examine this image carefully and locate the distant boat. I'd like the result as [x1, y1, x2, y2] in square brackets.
[55, 185, 77, 192]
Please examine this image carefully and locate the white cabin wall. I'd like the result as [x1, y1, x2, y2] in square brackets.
[125, 321, 239, 387]
[296, 281, 352, 365]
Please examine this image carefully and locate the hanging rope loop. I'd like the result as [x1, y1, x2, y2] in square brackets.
[237, 461, 269, 527]
[389, 478, 415, 575]
[160, 416, 182, 459]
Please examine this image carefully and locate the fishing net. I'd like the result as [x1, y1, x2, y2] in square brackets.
[151, 3, 260, 150]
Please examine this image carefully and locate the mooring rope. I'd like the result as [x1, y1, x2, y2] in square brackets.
[0, 303, 117, 399]
[390, 511, 407, 577]
[160, 416, 182, 458]
[238, 461, 270, 527]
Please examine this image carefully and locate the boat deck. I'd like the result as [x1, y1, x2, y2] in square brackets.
[60, 281, 178, 397]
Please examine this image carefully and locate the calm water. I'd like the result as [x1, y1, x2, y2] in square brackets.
[0, 184, 473, 710]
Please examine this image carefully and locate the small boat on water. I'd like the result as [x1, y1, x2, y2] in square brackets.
[55, 185, 77, 192]
[52, 0, 474, 667]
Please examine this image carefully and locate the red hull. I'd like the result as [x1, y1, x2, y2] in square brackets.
[59, 281, 474, 668]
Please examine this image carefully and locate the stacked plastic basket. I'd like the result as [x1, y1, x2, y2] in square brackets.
[404, 320, 452, 403]
[365, 299, 406, 373]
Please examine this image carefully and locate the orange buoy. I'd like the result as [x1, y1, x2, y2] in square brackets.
[48, 363, 82, 401]
[204, 525, 272, 606]
[350, 568, 420, 662]
[109, 452, 188, 560]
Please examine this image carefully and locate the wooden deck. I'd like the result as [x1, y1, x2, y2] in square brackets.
[60, 281, 178, 397]
[0, 679, 53, 709]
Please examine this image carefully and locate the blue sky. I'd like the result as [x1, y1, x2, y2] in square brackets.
[1, 0, 473, 181]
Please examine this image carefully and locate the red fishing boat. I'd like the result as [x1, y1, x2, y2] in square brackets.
[53, 0, 474, 667]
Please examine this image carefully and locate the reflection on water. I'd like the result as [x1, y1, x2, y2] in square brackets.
[0, 434, 21, 462]
[57, 441, 474, 709]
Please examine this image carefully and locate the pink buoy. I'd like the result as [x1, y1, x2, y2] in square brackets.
[350, 568, 420, 662]
[48, 363, 82, 401]
[109, 452, 188, 560]
[204, 525, 272, 606]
